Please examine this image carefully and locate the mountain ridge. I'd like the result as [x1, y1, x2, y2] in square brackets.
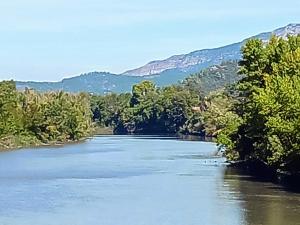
[16, 23, 300, 94]
[122, 23, 300, 77]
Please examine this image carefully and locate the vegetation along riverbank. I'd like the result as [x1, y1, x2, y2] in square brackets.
[0, 82, 92, 150]
[217, 35, 300, 186]
[83, 34, 300, 187]
[1, 35, 300, 188]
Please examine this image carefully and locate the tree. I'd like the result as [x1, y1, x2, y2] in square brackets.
[218, 35, 300, 171]
[0, 81, 22, 136]
[0, 81, 93, 149]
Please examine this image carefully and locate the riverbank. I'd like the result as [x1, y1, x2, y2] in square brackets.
[0, 127, 209, 151]
[0, 134, 42, 151]
[0, 126, 115, 151]
[228, 159, 300, 191]
[0, 134, 91, 152]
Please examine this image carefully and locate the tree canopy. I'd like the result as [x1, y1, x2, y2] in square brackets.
[218, 35, 300, 172]
[0, 81, 92, 149]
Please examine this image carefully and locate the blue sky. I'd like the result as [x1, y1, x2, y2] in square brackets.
[0, 0, 300, 81]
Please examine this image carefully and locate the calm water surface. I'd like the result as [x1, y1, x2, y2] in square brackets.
[0, 136, 299, 225]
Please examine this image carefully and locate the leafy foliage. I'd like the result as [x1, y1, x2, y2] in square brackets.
[91, 81, 202, 134]
[0, 81, 92, 149]
[90, 60, 240, 136]
[218, 35, 300, 172]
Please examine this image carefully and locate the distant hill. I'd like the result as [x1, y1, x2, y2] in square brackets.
[16, 23, 300, 94]
[16, 71, 188, 94]
[16, 61, 239, 95]
[123, 23, 300, 77]
[183, 61, 239, 95]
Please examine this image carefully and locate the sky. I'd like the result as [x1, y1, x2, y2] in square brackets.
[0, 0, 300, 81]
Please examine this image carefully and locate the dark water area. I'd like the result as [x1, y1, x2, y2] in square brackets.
[0, 136, 299, 225]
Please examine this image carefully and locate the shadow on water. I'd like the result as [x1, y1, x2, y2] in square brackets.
[225, 163, 300, 193]
[178, 134, 215, 142]
[96, 134, 214, 142]
[223, 167, 300, 225]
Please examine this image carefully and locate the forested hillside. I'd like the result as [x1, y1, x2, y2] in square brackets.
[183, 61, 239, 95]
[15, 24, 300, 94]
[16, 61, 238, 95]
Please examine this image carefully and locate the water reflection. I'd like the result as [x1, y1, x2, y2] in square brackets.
[178, 134, 215, 142]
[223, 167, 300, 225]
[98, 134, 214, 142]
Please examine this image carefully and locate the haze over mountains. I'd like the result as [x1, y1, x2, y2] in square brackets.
[16, 23, 300, 94]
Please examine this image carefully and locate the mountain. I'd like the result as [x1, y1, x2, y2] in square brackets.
[123, 23, 300, 77]
[16, 23, 300, 94]
[183, 61, 239, 95]
[122, 43, 241, 77]
[16, 71, 188, 94]
[17, 72, 137, 94]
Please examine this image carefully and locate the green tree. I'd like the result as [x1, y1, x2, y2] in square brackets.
[218, 35, 300, 171]
[0, 81, 22, 136]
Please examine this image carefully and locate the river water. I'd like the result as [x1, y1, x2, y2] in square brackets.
[0, 136, 299, 225]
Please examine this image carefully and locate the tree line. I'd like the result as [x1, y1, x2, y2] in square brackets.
[0, 81, 92, 149]
[90, 78, 238, 138]
[91, 81, 204, 135]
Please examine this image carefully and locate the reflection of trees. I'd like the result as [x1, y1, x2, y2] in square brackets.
[178, 134, 216, 142]
[223, 167, 300, 225]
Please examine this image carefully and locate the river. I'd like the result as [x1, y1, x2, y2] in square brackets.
[0, 136, 299, 225]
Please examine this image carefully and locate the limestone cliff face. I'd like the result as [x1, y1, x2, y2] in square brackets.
[122, 24, 300, 77]
[273, 23, 300, 39]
